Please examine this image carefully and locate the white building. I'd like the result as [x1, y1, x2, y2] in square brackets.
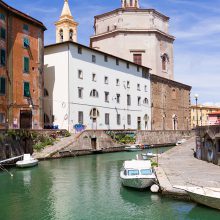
[90, 0, 175, 80]
[44, 42, 151, 131]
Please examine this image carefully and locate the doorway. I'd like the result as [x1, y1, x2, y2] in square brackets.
[137, 117, 141, 130]
[91, 138, 97, 149]
[20, 110, 32, 129]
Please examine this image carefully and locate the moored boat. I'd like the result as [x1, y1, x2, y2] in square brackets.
[174, 185, 220, 210]
[120, 160, 156, 189]
[16, 154, 38, 168]
[124, 144, 142, 152]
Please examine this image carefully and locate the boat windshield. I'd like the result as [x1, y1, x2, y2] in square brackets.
[140, 169, 152, 175]
[127, 170, 139, 176]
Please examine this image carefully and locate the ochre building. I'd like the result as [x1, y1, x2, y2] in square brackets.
[0, 0, 46, 129]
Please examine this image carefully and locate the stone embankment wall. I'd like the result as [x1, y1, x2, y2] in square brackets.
[136, 130, 194, 145]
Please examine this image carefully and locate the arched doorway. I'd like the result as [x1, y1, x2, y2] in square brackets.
[90, 108, 99, 130]
[172, 114, 178, 130]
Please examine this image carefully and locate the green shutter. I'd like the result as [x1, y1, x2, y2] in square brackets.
[0, 14, 5, 21]
[23, 38, 29, 48]
[0, 78, 6, 95]
[0, 49, 6, 66]
[0, 28, 6, 40]
[24, 57, 29, 73]
[23, 24, 29, 31]
[24, 82, 30, 97]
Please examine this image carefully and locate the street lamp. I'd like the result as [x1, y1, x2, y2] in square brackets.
[194, 94, 199, 126]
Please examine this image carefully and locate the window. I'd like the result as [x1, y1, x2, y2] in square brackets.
[128, 170, 139, 176]
[133, 54, 142, 65]
[137, 97, 141, 106]
[0, 77, 6, 95]
[23, 24, 29, 32]
[117, 114, 121, 125]
[107, 26, 110, 32]
[172, 89, 176, 100]
[78, 111, 83, 124]
[105, 92, 109, 102]
[90, 89, 99, 98]
[0, 113, 5, 123]
[0, 49, 6, 66]
[142, 71, 148, 79]
[104, 76, 108, 84]
[78, 46, 82, 54]
[143, 98, 149, 105]
[140, 169, 152, 175]
[24, 82, 30, 97]
[104, 55, 108, 62]
[116, 79, 120, 86]
[127, 95, 131, 106]
[127, 114, 131, 125]
[92, 55, 96, 63]
[105, 113, 109, 125]
[44, 88, 49, 97]
[127, 81, 130, 88]
[144, 85, 147, 92]
[78, 70, 83, 79]
[137, 84, 140, 91]
[0, 28, 6, 40]
[69, 29, 73, 41]
[137, 66, 140, 72]
[126, 62, 129, 69]
[92, 73, 96, 81]
[78, 87, 83, 98]
[23, 57, 29, 73]
[162, 53, 169, 71]
[116, 94, 120, 103]
[59, 29, 63, 42]
[0, 14, 5, 21]
[116, 58, 119, 66]
[23, 37, 30, 48]
[90, 108, 99, 118]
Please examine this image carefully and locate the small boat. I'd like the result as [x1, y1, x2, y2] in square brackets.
[120, 160, 156, 189]
[16, 154, 38, 168]
[125, 144, 142, 152]
[173, 185, 220, 210]
[176, 139, 186, 145]
[141, 152, 159, 159]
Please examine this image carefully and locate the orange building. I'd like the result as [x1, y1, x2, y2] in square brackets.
[0, 1, 46, 129]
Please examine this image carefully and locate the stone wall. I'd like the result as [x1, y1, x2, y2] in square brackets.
[136, 130, 193, 145]
[151, 75, 191, 131]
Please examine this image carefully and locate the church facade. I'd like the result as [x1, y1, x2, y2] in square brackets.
[44, 0, 191, 131]
[90, 0, 175, 80]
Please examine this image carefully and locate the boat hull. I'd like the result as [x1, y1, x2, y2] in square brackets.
[16, 159, 38, 168]
[125, 148, 142, 152]
[188, 191, 220, 210]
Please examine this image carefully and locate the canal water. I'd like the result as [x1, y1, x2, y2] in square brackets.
[0, 148, 219, 220]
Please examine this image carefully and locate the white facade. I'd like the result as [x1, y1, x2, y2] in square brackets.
[44, 42, 151, 131]
[90, 5, 175, 80]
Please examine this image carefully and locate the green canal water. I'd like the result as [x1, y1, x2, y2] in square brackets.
[0, 148, 219, 220]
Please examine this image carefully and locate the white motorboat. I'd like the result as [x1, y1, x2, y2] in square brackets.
[16, 154, 38, 168]
[125, 144, 142, 152]
[145, 152, 159, 158]
[174, 185, 220, 210]
[120, 160, 156, 189]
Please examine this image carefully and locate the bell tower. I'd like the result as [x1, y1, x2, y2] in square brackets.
[121, 0, 140, 8]
[55, 0, 78, 43]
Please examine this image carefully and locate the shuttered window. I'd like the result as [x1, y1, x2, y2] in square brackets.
[0, 49, 6, 66]
[23, 37, 30, 48]
[0, 78, 6, 95]
[23, 24, 29, 31]
[0, 14, 5, 21]
[24, 82, 30, 97]
[0, 28, 6, 40]
[78, 111, 83, 124]
[23, 57, 29, 73]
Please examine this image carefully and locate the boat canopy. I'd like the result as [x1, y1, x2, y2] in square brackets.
[123, 160, 151, 169]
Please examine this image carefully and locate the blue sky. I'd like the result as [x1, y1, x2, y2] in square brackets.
[4, 0, 220, 106]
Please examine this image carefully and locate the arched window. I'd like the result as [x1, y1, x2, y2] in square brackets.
[161, 53, 169, 71]
[143, 98, 149, 105]
[69, 29, 73, 41]
[44, 88, 49, 97]
[90, 89, 99, 98]
[172, 88, 176, 100]
[59, 29, 63, 42]
[90, 108, 99, 118]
